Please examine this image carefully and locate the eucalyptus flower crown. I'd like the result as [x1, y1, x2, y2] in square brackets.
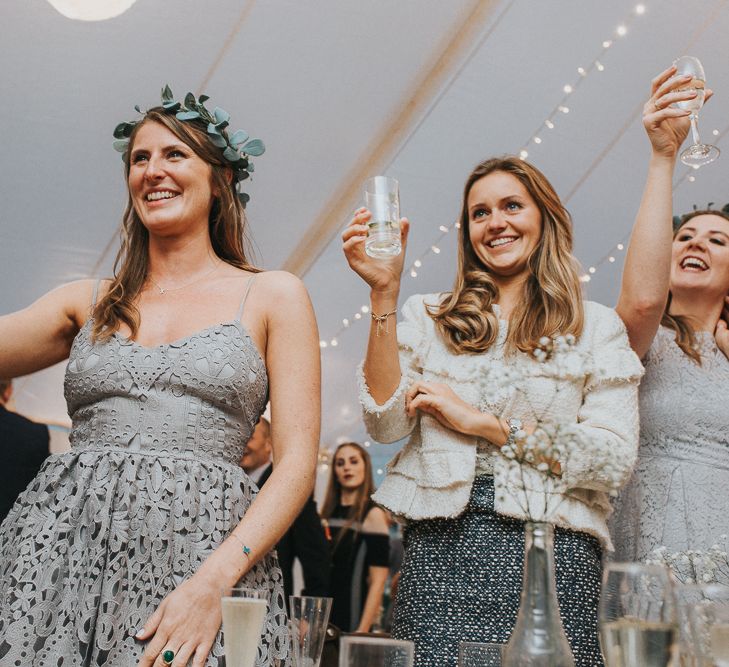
[673, 202, 729, 231]
[113, 85, 265, 207]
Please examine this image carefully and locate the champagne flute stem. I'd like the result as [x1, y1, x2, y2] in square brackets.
[690, 116, 702, 146]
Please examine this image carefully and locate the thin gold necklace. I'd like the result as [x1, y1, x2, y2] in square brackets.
[147, 260, 221, 295]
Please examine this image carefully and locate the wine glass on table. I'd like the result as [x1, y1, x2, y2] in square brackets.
[599, 563, 679, 667]
[221, 587, 268, 667]
[673, 56, 720, 168]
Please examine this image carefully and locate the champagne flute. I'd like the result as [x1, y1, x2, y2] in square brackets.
[599, 563, 679, 667]
[221, 587, 268, 667]
[673, 56, 720, 168]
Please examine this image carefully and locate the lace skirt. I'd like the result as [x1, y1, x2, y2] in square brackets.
[0, 448, 290, 666]
[391, 476, 604, 667]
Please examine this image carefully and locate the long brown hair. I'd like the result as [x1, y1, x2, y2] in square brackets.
[663, 208, 729, 363]
[321, 443, 376, 529]
[427, 156, 584, 355]
[92, 108, 261, 341]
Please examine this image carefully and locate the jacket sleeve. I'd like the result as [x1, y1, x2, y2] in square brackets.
[357, 294, 429, 444]
[291, 496, 331, 598]
[561, 306, 644, 494]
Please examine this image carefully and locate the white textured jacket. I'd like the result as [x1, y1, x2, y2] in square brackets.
[358, 294, 644, 550]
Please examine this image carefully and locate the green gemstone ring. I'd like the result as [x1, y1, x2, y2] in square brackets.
[162, 649, 175, 665]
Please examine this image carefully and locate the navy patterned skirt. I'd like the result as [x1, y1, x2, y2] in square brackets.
[391, 476, 604, 667]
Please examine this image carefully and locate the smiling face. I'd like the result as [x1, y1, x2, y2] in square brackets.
[671, 214, 729, 300]
[334, 445, 366, 491]
[466, 171, 543, 282]
[127, 121, 217, 236]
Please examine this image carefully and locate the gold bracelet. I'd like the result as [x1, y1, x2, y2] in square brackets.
[371, 309, 397, 337]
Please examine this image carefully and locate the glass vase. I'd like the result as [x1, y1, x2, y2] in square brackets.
[503, 521, 575, 667]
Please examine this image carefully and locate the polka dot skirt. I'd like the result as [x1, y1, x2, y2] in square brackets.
[391, 476, 604, 667]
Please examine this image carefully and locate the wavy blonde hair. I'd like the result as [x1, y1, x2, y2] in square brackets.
[663, 208, 729, 364]
[428, 156, 584, 355]
[91, 108, 261, 341]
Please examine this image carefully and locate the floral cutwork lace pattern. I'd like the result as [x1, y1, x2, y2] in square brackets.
[0, 320, 291, 666]
[611, 326, 729, 562]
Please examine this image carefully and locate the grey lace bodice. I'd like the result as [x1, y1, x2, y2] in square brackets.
[611, 326, 729, 562]
[0, 309, 292, 666]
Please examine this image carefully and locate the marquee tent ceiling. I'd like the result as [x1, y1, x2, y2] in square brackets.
[2, 0, 728, 470]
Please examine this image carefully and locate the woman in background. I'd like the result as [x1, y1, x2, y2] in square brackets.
[612, 66, 729, 561]
[321, 442, 389, 633]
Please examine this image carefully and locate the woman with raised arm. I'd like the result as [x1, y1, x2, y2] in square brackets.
[321, 442, 389, 634]
[611, 68, 729, 562]
[0, 87, 321, 667]
[342, 156, 643, 666]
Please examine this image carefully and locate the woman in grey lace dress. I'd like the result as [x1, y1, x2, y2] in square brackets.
[612, 67, 729, 561]
[0, 89, 321, 666]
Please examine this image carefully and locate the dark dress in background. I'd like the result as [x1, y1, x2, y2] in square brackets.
[327, 501, 389, 632]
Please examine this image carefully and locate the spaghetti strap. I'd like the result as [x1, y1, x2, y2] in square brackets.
[90, 279, 102, 308]
[235, 276, 257, 321]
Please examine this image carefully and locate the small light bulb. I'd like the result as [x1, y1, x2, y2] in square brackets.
[609, 256, 616, 263]
[439, 225, 449, 232]
[520, 149, 529, 159]
[354, 312, 362, 320]
[688, 175, 696, 182]
[361, 305, 370, 313]
[414, 259, 422, 267]
[577, 67, 586, 76]
[534, 137, 542, 145]
[342, 318, 349, 327]
[431, 245, 441, 254]
[563, 84, 573, 94]
[713, 129, 720, 136]
[596, 61, 605, 72]
[579, 274, 591, 283]
[589, 266, 597, 274]
[364, 441, 371, 447]
[410, 270, 417, 278]
[377, 468, 384, 475]
[616, 25, 627, 36]
[617, 243, 624, 250]
[602, 40, 612, 48]
[455, 222, 461, 229]
[635, 4, 646, 15]
[545, 120, 555, 129]
[330, 339, 338, 347]
[319, 340, 328, 348]
[559, 106, 570, 114]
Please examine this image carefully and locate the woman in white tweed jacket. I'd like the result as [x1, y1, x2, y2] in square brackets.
[342, 156, 642, 667]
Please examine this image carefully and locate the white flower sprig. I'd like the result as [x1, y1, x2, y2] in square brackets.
[479, 333, 623, 522]
[647, 537, 729, 585]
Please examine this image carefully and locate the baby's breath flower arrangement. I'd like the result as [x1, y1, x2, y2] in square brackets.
[647, 537, 729, 585]
[480, 333, 624, 522]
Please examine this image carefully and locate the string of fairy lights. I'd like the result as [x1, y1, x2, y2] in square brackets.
[319, 2, 724, 350]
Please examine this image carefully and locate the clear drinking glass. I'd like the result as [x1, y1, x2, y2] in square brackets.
[289, 596, 333, 667]
[458, 641, 503, 666]
[676, 583, 729, 666]
[339, 635, 415, 667]
[673, 56, 720, 168]
[688, 585, 729, 666]
[364, 176, 401, 259]
[599, 563, 679, 667]
[221, 587, 269, 667]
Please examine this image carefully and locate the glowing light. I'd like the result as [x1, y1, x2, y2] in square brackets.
[330, 339, 338, 347]
[46, 0, 137, 20]
[364, 441, 371, 447]
[410, 270, 417, 277]
[688, 175, 696, 182]
[563, 84, 573, 94]
[431, 245, 441, 254]
[455, 222, 461, 229]
[520, 149, 529, 159]
[354, 313, 362, 320]
[635, 4, 646, 14]
[602, 40, 612, 48]
[713, 129, 720, 136]
[608, 256, 616, 263]
[617, 243, 624, 250]
[545, 120, 555, 129]
[342, 318, 350, 327]
[596, 61, 605, 71]
[558, 106, 570, 114]
[617, 25, 627, 36]
[534, 137, 542, 144]
[414, 259, 422, 267]
[439, 225, 449, 232]
[376, 468, 384, 475]
[577, 67, 586, 76]
[319, 341, 328, 348]
[580, 275, 591, 283]
[361, 305, 370, 313]
[589, 266, 597, 274]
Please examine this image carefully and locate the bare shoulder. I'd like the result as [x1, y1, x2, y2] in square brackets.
[362, 506, 389, 534]
[254, 270, 309, 298]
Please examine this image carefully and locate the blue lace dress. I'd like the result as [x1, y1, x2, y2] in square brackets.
[0, 283, 290, 666]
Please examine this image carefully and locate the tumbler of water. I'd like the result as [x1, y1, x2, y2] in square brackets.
[689, 588, 729, 667]
[221, 587, 268, 667]
[599, 562, 679, 667]
[458, 641, 503, 666]
[289, 595, 333, 667]
[339, 635, 415, 667]
[364, 176, 401, 259]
